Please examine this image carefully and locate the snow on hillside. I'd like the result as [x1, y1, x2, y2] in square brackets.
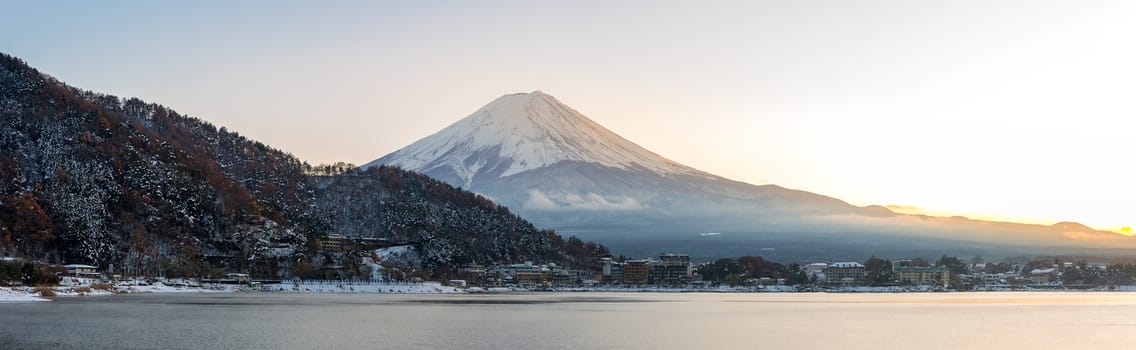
[367, 91, 707, 187]
[363, 245, 420, 281]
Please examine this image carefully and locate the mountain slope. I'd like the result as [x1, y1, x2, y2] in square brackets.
[312, 165, 604, 269]
[0, 54, 605, 277]
[367, 91, 1135, 260]
[0, 53, 320, 275]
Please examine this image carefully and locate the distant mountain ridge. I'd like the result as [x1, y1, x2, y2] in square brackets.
[367, 91, 1135, 260]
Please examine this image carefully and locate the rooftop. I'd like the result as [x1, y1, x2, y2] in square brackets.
[895, 266, 949, 272]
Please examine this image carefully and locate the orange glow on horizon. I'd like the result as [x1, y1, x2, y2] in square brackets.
[885, 204, 1132, 237]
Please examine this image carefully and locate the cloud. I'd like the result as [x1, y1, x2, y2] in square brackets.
[522, 189, 559, 210]
[522, 189, 643, 211]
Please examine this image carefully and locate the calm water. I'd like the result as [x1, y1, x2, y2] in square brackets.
[2, 292, 1135, 349]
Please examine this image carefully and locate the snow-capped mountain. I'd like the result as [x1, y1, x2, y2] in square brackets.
[367, 91, 856, 216]
[370, 91, 707, 188]
[367, 91, 1135, 260]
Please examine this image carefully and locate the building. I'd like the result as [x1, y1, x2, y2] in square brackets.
[977, 272, 1009, 286]
[225, 273, 251, 284]
[354, 237, 390, 251]
[448, 279, 467, 287]
[895, 266, 950, 286]
[495, 263, 552, 286]
[64, 264, 100, 279]
[1029, 268, 1058, 284]
[825, 262, 865, 285]
[457, 264, 487, 285]
[803, 262, 828, 281]
[318, 235, 400, 253]
[551, 268, 575, 286]
[650, 253, 692, 286]
[318, 234, 348, 252]
[515, 268, 550, 286]
[601, 258, 624, 284]
[623, 259, 651, 285]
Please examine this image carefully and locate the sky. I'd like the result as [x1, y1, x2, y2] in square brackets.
[2, 1, 1131, 233]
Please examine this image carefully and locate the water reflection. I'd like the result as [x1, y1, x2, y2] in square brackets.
[2, 292, 1135, 350]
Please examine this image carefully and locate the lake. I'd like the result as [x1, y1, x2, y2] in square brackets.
[2, 292, 1135, 349]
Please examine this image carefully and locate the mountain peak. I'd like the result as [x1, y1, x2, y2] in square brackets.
[497, 90, 552, 103]
[366, 91, 701, 188]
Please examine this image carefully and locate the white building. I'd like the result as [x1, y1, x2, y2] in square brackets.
[64, 264, 99, 278]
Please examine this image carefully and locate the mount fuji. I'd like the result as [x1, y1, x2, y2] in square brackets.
[366, 91, 1134, 260]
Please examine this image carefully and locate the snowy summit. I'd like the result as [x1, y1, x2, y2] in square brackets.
[366, 91, 703, 188]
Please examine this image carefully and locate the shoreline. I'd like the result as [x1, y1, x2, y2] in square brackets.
[6, 283, 1136, 303]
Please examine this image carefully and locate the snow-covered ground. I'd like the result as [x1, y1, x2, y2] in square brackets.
[484, 285, 961, 293]
[0, 287, 49, 302]
[823, 285, 942, 293]
[3, 279, 461, 302]
[549, 285, 801, 293]
[11, 282, 1136, 302]
[262, 281, 462, 294]
[115, 282, 237, 294]
[362, 245, 421, 281]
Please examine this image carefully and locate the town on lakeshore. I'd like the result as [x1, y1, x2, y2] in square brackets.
[6, 234, 1136, 298]
[3, 52, 1134, 304]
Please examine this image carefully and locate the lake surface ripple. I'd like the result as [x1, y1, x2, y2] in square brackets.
[2, 292, 1134, 349]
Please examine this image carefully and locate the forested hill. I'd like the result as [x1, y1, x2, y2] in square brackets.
[0, 53, 604, 277]
[314, 165, 609, 269]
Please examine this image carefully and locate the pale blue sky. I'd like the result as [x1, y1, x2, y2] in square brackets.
[3, 1, 1132, 231]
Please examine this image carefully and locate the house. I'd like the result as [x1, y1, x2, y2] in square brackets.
[895, 266, 950, 286]
[64, 264, 100, 279]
